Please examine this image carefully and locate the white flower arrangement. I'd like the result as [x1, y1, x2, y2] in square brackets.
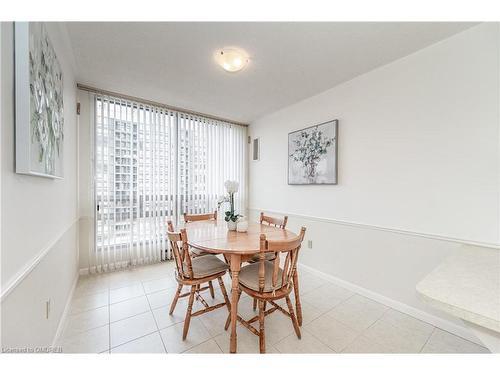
[218, 180, 242, 224]
[224, 180, 239, 194]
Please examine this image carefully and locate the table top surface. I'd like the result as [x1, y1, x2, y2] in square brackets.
[181, 220, 297, 255]
[416, 245, 500, 333]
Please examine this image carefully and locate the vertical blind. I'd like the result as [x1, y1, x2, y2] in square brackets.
[91, 94, 247, 273]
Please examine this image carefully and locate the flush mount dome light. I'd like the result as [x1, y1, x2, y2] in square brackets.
[214, 48, 249, 73]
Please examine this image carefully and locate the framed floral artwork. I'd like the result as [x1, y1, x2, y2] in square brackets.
[288, 120, 338, 185]
[15, 22, 64, 178]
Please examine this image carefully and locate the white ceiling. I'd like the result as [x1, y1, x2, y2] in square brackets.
[65, 22, 477, 124]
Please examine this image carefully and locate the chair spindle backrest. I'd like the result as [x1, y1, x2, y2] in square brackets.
[260, 212, 288, 229]
[184, 211, 217, 223]
[167, 220, 193, 279]
[258, 227, 306, 293]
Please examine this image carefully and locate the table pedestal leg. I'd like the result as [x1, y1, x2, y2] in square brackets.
[229, 254, 241, 354]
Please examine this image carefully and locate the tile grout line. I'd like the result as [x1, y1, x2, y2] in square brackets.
[338, 303, 393, 353]
[419, 327, 436, 353]
[297, 297, 338, 327]
[64, 322, 111, 340]
[212, 337, 225, 354]
[110, 330, 163, 352]
[63, 300, 153, 340]
[370, 308, 436, 352]
[364, 305, 391, 331]
[272, 331, 295, 349]
[287, 301, 335, 350]
[312, 315, 364, 353]
[180, 334, 217, 354]
[434, 328, 488, 350]
[187, 285, 232, 353]
[141, 279, 168, 353]
[302, 301, 373, 353]
[109, 277, 174, 292]
[108, 280, 167, 352]
[379, 309, 486, 350]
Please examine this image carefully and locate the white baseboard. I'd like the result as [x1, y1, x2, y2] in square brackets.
[52, 273, 79, 347]
[298, 262, 484, 347]
[79, 268, 89, 276]
[79, 258, 167, 276]
[79, 261, 134, 275]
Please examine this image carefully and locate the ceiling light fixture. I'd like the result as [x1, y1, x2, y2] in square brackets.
[214, 48, 249, 73]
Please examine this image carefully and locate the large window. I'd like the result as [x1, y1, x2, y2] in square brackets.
[92, 95, 246, 272]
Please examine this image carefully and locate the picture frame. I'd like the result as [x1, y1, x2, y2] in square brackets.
[15, 22, 64, 179]
[288, 119, 338, 185]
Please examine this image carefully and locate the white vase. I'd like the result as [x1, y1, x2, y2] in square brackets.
[227, 220, 237, 231]
[236, 220, 248, 233]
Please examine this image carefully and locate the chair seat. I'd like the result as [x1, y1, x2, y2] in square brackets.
[239, 261, 283, 292]
[190, 247, 209, 257]
[183, 255, 229, 278]
[249, 252, 276, 263]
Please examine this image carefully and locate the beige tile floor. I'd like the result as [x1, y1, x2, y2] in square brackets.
[58, 261, 489, 354]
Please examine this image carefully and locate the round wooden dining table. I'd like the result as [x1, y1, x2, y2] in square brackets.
[181, 220, 298, 353]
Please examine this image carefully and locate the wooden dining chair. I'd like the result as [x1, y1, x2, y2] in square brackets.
[251, 212, 301, 321]
[249, 213, 289, 265]
[259, 212, 288, 229]
[183, 211, 217, 259]
[184, 211, 217, 224]
[234, 227, 306, 353]
[182, 211, 218, 297]
[167, 221, 231, 340]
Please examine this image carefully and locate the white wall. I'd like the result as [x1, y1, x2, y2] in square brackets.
[1, 22, 79, 348]
[248, 23, 499, 342]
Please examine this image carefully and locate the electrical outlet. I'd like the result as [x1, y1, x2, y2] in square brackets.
[46, 299, 51, 319]
[307, 240, 313, 249]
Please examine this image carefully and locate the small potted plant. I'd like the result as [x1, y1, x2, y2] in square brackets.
[218, 180, 242, 230]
